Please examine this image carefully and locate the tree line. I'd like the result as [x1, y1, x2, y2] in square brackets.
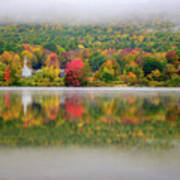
[0, 22, 179, 86]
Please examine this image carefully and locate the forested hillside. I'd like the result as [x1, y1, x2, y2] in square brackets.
[0, 22, 179, 86]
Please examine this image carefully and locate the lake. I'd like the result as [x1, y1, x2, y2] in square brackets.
[0, 87, 180, 179]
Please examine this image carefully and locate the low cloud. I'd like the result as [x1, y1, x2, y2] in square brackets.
[0, 0, 179, 24]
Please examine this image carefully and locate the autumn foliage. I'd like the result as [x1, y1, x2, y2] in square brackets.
[166, 51, 179, 64]
[95, 60, 120, 82]
[45, 53, 59, 68]
[4, 66, 11, 82]
[65, 59, 89, 86]
[0, 23, 179, 87]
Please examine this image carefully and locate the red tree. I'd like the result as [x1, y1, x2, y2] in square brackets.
[65, 59, 89, 86]
[4, 66, 11, 82]
[166, 51, 179, 64]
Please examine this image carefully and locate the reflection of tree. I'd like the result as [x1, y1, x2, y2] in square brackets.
[96, 97, 119, 124]
[22, 110, 41, 128]
[166, 105, 180, 122]
[178, 99, 180, 108]
[1, 93, 22, 121]
[0, 117, 3, 128]
[89, 101, 103, 120]
[65, 96, 84, 121]
[117, 96, 141, 124]
[41, 95, 60, 123]
[4, 92, 10, 108]
[142, 98, 164, 115]
[0, 92, 180, 148]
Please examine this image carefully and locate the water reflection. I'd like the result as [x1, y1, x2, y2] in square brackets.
[22, 91, 32, 114]
[0, 90, 180, 148]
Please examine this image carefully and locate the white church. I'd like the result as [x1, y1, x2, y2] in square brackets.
[21, 57, 32, 78]
[21, 57, 65, 78]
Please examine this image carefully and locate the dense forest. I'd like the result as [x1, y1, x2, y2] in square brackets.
[0, 21, 179, 87]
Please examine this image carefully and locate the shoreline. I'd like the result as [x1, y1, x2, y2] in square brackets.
[0, 86, 180, 91]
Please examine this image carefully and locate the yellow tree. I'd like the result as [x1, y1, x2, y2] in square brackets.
[45, 53, 59, 68]
[21, 50, 37, 68]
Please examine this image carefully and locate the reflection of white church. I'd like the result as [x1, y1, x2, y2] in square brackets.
[21, 57, 32, 78]
[22, 91, 32, 114]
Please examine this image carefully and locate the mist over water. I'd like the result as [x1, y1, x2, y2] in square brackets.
[1, 147, 180, 180]
[0, 0, 180, 24]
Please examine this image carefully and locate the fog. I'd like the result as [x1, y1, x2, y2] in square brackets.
[0, 0, 180, 24]
[1, 147, 180, 179]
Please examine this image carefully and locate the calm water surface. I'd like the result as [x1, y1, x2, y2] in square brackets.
[0, 87, 180, 179]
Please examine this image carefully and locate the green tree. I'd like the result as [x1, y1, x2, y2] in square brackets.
[43, 43, 58, 53]
[89, 52, 106, 72]
[0, 40, 5, 55]
[143, 56, 165, 76]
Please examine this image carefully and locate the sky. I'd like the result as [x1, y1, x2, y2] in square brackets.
[0, 0, 179, 24]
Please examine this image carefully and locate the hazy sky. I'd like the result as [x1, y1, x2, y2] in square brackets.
[0, 0, 179, 24]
